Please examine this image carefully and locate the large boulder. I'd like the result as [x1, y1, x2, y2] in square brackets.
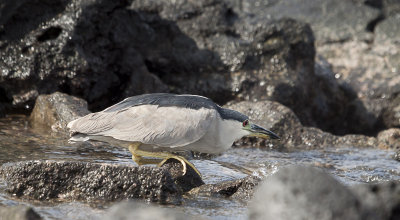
[315, 3, 400, 134]
[0, 0, 352, 138]
[227, 100, 381, 149]
[0, 160, 204, 203]
[228, 0, 379, 44]
[248, 166, 362, 220]
[0, 0, 169, 112]
[351, 181, 400, 220]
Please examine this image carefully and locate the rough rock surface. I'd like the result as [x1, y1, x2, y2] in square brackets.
[315, 3, 400, 133]
[29, 92, 90, 132]
[229, 0, 379, 44]
[102, 201, 193, 220]
[0, 205, 42, 220]
[227, 100, 380, 149]
[249, 166, 362, 220]
[160, 159, 204, 193]
[377, 128, 400, 150]
[189, 175, 261, 201]
[394, 150, 400, 162]
[0, 160, 192, 203]
[0, 0, 369, 137]
[351, 181, 400, 220]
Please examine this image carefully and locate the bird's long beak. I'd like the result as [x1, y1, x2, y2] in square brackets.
[248, 124, 280, 139]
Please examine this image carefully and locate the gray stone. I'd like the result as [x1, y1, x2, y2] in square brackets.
[0, 205, 42, 220]
[0, 160, 183, 203]
[351, 181, 400, 220]
[230, 0, 379, 44]
[377, 128, 400, 150]
[189, 175, 261, 201]
[249, 166, 362, 220]
[29, 92, 90, 132]
[102, 201, 192, 220]
[316, 11, 400, 133]
[375, 14, 400, 42]
[382, 0, 400, 16]
[226, 100, 380, 149]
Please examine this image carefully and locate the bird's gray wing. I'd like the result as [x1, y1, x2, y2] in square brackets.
[69, 105, 217, 147]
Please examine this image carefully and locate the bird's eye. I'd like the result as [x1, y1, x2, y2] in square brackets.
[242, 120, 249, 127]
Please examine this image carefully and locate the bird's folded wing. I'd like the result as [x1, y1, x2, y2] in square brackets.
[68, 105, 217, 147]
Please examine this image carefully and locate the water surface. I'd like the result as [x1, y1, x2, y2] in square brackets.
[0, 115, 398, 219]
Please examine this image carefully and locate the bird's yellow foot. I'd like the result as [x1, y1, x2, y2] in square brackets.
[158, 156, 202, 177]
[129, 143, 202, 177]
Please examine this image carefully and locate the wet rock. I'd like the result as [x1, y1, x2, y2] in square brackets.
[189, 175, 261, 201]
[351, 181, 400, 220]
[394, 150, 400, 162]
[29, 92, 90, 132]
[377, 128, 400, 150]
[161, 159, 204, 193]
[0, 0, 169, 111]
[102, 201, 192, 220]
[0, 205, 42, 220]
[249, 166, 362, 220]
[0, 160, 182, 203]
[227, 100, 380, 149]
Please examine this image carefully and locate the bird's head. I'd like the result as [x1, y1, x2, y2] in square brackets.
[241, 119, 280, 139]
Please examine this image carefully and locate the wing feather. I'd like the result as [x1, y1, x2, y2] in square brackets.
[69, 105, 216, 148]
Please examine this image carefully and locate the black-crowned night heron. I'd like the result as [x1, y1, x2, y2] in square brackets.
[67, 93, 279, 176]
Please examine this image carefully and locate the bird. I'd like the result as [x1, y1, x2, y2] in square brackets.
[67, 93, 279, 176]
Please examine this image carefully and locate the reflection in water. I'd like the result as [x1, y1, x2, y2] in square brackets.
[0, 115, 399, 220]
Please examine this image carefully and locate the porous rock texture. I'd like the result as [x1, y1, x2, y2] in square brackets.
[0, 160, 202, 203]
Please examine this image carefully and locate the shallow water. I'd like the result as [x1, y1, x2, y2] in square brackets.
[0, 115, 399, 219]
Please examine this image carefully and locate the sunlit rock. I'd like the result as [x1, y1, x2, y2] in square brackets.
[249, 166, 362, 220]
[29, 92, 90, 133]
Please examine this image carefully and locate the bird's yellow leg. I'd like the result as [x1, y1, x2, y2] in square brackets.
[128, 143, 163, 165]
[128, 143, 201, 176]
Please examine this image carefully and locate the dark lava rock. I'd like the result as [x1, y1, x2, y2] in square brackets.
[249, 166, 362, 220]
[0, 205, 42, 220]
[377, 128, 400, 150]
[29, 92, 90, 132]
[351, 181, 400, 220]
[189, 175, 261, 201]
[102, 201, 192, 220]
[0, 0, 169, 111]
[161, 158, 204, 193]
[0, 0, 392, 138]
[0, 160, 184, 203]
[394, 150, 400, 162]
[227, 100, 380, 149]
[317, 10, 400, 134]
[0, 0, 355, 138]
[230, 0, 379, 44]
